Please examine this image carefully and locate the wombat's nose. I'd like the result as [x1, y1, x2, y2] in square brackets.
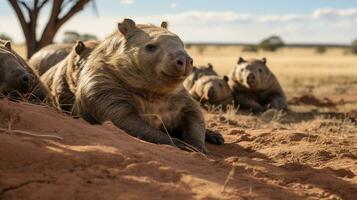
[175, 56, 186, 72]
[247, 73, 255, 81]
[208, 87, 216, 98]
[175, 55, 193, 75]
[19, 74, 32, 90]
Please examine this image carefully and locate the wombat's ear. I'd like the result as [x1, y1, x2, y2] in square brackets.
[161, 21, 168, 29]
[4, 41, 11, 50]
[192, 66, 197, 72]
[237, 57, 246, 64]
[262, 57, 267, 64]
[223, 75, 229, 82]
[207, 63, 213, 69]
[75, 41, 85, 55]
[117, 18, 136, 36]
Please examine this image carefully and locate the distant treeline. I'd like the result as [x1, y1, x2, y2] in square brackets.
[184, 43, 350, 48]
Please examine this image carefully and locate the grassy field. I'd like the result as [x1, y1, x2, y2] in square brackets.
[187, 45, 357, 85]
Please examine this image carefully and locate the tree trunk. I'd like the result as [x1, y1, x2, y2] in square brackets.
[8, 0, 91, 59]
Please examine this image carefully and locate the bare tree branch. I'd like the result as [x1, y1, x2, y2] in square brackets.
[37, 0, 49, 10]
[8, 0, 93, 58]
[58, 0, 90, 27]
[8, 0, 29, 36]
[19, 1, 31, 13]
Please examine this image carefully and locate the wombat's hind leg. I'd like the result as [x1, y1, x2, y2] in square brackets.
[205, 129, 224, 145]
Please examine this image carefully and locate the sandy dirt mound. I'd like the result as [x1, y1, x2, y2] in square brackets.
[0, 99, 356, 200]
[289, 95, 336, 107]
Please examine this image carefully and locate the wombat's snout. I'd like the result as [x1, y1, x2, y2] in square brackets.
[19, 74, 33, 91]
[208, 87, 216, 99]
[172, 51, 193, 76]
[247, 73, 256, 85]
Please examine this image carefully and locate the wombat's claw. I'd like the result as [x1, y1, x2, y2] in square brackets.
[205, 130, 225, 145]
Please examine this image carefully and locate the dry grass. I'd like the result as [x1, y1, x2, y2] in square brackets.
[187, 45, 357, 89]
[12, 44, 27, 58]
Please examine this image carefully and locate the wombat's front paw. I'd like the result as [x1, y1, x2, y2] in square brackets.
[269, 97, 288, 110]
[205, 129, 225, 145]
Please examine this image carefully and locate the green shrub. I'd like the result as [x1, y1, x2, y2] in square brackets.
[0, 33, 12, 41]
[259, 35, 284, 52]
[63, 31, 98, 43]
[351, 39, 357, 54]
[315, 46, 327, 54]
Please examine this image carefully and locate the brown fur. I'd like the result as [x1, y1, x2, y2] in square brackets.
[40, 40, 99, 112]
[228, 57, 287, 113]
[0, 39, 47, 101]
[74, 19, 219, 153]
[29, 43, 74, 75]
[188, 75, 233, 108]
[184, 63, 233, 108]
[183, 63, 218, 89]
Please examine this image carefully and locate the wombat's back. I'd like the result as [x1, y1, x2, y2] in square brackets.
[29, 43, 73, 75]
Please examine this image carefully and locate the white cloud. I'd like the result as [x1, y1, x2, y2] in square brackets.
[138, 11, 307, 25]
[120, 0, 135, 5]
[169, 3, 178, 9]
[313, 7, 357, 19]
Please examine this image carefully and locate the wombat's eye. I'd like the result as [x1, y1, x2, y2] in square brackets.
[258, 68, 263, 73]
[145, 44, 158, 52]
[240, 68, 244, 72]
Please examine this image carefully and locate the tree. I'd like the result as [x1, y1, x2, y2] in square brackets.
[351, 39, 357, 54]
[315, 46, 327, 54]
[63, 31, 81, 43]
[0, 33, 13, 41]
[81, 33, 97, 41]
[62, 31, 97, 43]
[259, 35, 285, 52]
[8, 0, 93, 58]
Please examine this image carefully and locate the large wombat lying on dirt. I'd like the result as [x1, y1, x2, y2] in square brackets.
[228, 57, 287, 113]
[0, 40, 46, 101]
[184, 64, 233, 109]
[73, 19, 222, 153]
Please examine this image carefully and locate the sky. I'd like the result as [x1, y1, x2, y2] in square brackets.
[0, 0, 356, 44]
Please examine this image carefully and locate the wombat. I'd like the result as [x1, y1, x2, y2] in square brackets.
[184, 64, 233, 108]
[40, 40, 99, 112]
[183, 63, 218, 89]
[0, 40, 36, 99]
[228, 57, 287, 113]
[75, 19, 223, 153]
[29, 43, 73, 75]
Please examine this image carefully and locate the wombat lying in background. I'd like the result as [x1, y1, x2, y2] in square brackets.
[184, 64, 233, 109]
[228, 57, 287, 113]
